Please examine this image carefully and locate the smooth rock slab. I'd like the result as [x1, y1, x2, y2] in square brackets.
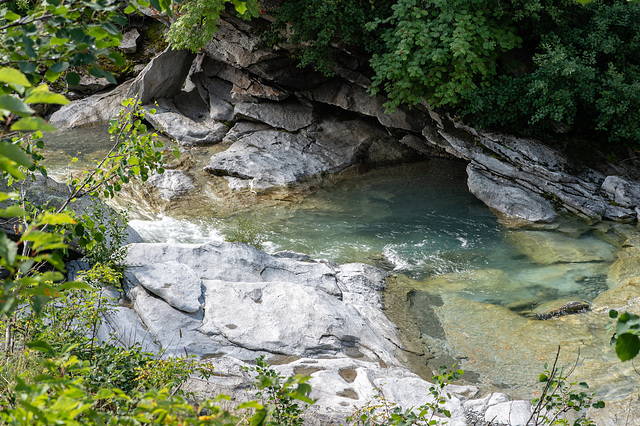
[200, 280, 398, 363]
[129, 261, 202, 313]
[125, 241, 343, 297]
[234, 100, 314, 132]
[130, 286, 221, 357]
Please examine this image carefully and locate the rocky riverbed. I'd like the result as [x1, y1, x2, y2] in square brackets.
[45, 10, 640, 425]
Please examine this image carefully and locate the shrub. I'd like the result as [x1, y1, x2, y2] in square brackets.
[464, 0, 640, 147]
[367, 0, 520, 110]
[225, 217, 265, 250]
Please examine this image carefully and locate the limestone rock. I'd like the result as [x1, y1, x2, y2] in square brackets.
[129, 285, 222, 357]
[234, 100, 314, 132]
[146, 170, 194, 201]
[49, 80, 132, 129]
[128, 261, 202, 313]
[601, 175, 640, 209]
[304, 81, 426, 133]
[204, 118, 407, 191]
[467, 164, 557, 223]
[145, 97, 228, 146]
[202, 19, 277, 70]
[200, 280, 398, 362]
[231, 75, 289, 102]
[124, 241, 343, 297]
[120, 28, 140, 53]
[97, 306, 161, 353]
[484, 401, 533, 425]
[127, 47, 196, 104]
[69, 74, 112, 94]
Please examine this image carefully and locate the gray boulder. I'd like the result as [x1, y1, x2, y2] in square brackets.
[145, 170, 194, 201]
[467, 164, 558, 223]
[128, 261, 202, 313]
[144, 97, 228, 146]
[204, 118, 414, 192]
[234, 100, 314, 132]
[120, 28, 140, 54]
[49, 80, 132, 129]
[127, 46, 195, 104]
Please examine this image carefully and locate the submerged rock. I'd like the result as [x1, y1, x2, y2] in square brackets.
[508, 230, 617, 265]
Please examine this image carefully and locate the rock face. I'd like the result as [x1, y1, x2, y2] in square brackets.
[109, 240, 563, 425]
[50, 14, 640, 222]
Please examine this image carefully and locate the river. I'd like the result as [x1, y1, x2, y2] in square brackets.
[42, 126, 640, 401]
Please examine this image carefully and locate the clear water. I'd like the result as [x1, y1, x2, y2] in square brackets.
[40, 129, 634, 399]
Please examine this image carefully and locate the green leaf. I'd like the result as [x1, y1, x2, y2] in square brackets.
[0, 141, 33, 168]
[57, 281, 92, 291]
[615, 333, 640, 362]
[25, 87, 69, 105]
[4, 10, 20, 21]
[609, 309, 619, 319]
[45, 69, 62, 83]
[124, 4, 136, 14]
[36, 212, 76, 226]
[0, 205, 26, 218]
[50, 62, 69, 73]
[233, 0, 248, 15]
[26, 340, 56, 357]
[66, 72, 81, 86]
[0, 95, 34, 115]
[11, 116, 57, 132]
[538, 373, 548, 382]
[50, 37, 68, 46]
[0, 67, 32, 87]
[0, 232, 18, 266]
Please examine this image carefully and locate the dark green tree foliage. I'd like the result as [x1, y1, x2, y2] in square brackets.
[465, 0, 640, 146]
[272, 0, 394, 76]
[367, 0, 520, 110]
[0, 0, 127, 87]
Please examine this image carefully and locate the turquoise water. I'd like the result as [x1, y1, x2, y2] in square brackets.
[41, 129, 632, 398]
[254, 160, 505, 277]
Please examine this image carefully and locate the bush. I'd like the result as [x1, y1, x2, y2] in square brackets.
[225, 217, 265, 250]
[367, 0, 520, 110]
[464, 0, 640, 147]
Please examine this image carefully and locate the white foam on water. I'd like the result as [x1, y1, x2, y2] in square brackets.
[129, 216, 225, 244]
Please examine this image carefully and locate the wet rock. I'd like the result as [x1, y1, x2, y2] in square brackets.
[530, 301, 590, 320]
[508, 230, 617, 264]
[146, 170, 194, 201]
[49, 80, 132, 128]
[467, 164, 557, 223]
